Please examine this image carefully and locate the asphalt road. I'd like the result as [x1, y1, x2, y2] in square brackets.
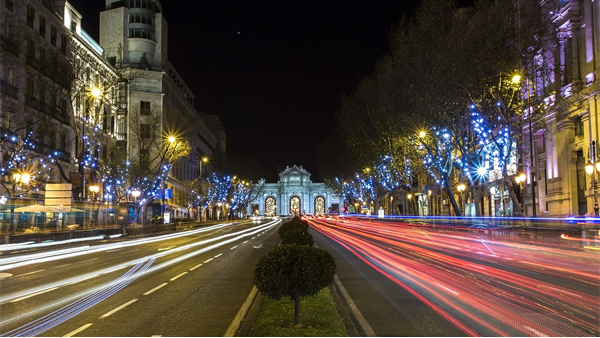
[0, 219, 281, 337]
[309, 217, 600, 337]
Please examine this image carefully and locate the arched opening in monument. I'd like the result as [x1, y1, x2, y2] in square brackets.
[314, 196, 325, 216]
[290, 196, 301, 217]
[265, 196, 277, 216]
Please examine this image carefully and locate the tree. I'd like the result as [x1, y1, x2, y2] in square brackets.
[253, 245, 336, 325]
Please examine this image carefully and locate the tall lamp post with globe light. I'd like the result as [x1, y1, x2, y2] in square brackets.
[457, 184, 465, 216]
[585, 148, 600, 217]
[515, 173, 526, 216]
[131, 190, 141, 224]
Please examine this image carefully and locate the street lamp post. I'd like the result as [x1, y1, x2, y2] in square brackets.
[428, 189, 432, 216]
[457, 184, 465, 216]
[515, 173, 526, 216]
[132, 190, 140, 224]
[88, 185, 99, 229]
[407, 193, 412, 215]
[161, 136, 178, 224]
[586, 142, 600, 217]
[11, 172, 30, 231]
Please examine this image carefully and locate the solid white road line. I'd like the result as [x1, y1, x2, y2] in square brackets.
[99, 299, 138, 319]
[143, 283, 168, 296]
[170, 272, 187, 281]
[189, 263, 203, 271]
[63, 323, 93, 337]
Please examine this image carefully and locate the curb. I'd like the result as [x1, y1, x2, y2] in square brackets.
[223, 286, 259, 337]
[332, 274, 377, 337]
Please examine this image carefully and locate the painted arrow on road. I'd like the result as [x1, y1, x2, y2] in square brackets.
[253, 244, 264, 249]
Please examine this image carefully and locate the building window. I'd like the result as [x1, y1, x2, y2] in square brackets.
[128, 28, 155, 41]
[129, 13, 154, 25]
[5, 0, 13, 12]
[574, 116, 584, 137]
[140, 101, 151, 115]
[27, 5, 35, 28]
[4, 111, 13, 130]
[39, 16, 46, 37]
[51, 26, 57, 46]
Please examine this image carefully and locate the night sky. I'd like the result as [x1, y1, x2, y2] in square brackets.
[68, 0, 419, 182]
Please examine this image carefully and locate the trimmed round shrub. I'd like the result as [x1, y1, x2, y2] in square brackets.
[278, 220, 309, 237]
[280, 227, 314, 246]
[253, 244, 336, 325]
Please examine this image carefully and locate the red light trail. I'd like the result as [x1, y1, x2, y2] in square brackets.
[308, 218, 599, 337]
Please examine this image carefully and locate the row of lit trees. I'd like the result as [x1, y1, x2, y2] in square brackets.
[321, 0, 561, 217]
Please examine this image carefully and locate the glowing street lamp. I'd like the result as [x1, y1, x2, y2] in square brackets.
[585, 159, 600, 217]
[89, 185, 99, 201]
[457, 184, 466, 216]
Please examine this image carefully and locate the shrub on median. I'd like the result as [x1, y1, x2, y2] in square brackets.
[280, 227, 314, 246]
[253, 244, 336, 325]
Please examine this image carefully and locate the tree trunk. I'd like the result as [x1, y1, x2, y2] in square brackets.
[293, 293, 300, 325]
[505, 178, 523, 216]
[473, 187, 483, 216]
[444, 186, 461, 216]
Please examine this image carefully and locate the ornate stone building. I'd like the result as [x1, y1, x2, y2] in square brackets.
[522, 0, 600, 217]
[247, 165, 341, 217]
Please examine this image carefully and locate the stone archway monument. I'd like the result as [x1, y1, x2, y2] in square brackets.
[247, 165, 341, 216]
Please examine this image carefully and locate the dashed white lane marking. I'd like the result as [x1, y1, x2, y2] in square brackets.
[52, 263, 73, 269]
[105, 249, 122, 253]
[251, 237, 255, 239]
[143, 283, 168, 296]
[123, 249, 139, 253]
[158, 246, 175, 251]
[230, 245, 238, 250]
[77, 258, 99, 264]
[203, 258, 213, 263]
[170, 272, 187, 281]
[190, 263, 203, 271]
[99, 299, 138, 319]
[11, 287, 59, 302]
[214, 253, 223, 258]
[243, 241, 248, 244]
[14, 269, 44, 277]
[63, 323, 92, 337]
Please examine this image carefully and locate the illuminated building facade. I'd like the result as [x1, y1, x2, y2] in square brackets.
[248, 165, 341, 217]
